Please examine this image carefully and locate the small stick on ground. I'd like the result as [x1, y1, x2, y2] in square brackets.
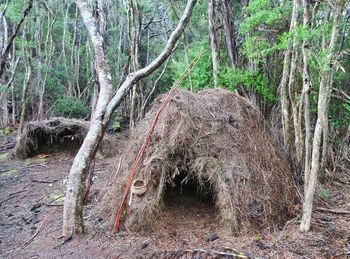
[316, 207, 350, 214]
[31, 178, 59, 184]
[8, 183, 30, 195]
[23, 211, 53, 246]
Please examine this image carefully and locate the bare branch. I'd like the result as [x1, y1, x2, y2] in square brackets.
[0, 0, 33, 79]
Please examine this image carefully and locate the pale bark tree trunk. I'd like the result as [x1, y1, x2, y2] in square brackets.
[288, 1, 301, 165]
[0, 12, 9, 127]
[17, 25, 32, 135]
[38, 5, 55, 120]
[0, 55, 19, 127]
[63, 0, 197, 237]
[208, 0, 219, 87]
[320, 73, 333, 181]
[221, 0, 239, 67]
[302, 0, 312, 193]
[91, 0, 107, 115]
[71, 4, 79, 98]
[61, 3, 72, 95]
[34, 4, 42, 120]
[18, 62, 31, 135]
[0, 91, 9, 127]
[300, 0, 345, 232]
[126, 0, 141, 129]
[280, 0, 299, 159]
[10, 54, 19, 125]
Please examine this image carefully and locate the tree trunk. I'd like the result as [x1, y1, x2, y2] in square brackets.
[10, 53, 19, 125]
[70, 4, 79, 98]
[0, 10, 9, 127]
[280, 0, 299, 159]
[208, 0, 219, 87]
[300, 0, 345, 233]
[63, 0, 197, 237]
[61, 3, 72, 95]
[221, 0, 239, 67]
[302, 0, 312, 193]
[18, 61, 32, 135]
[91, 0, 107, 115]
[288, 12, 301, 165]
[127, 0, 141, 129]
[320, 73, 333, 181]
[38, 5, 55, 120]
[183, 32, 193, 91]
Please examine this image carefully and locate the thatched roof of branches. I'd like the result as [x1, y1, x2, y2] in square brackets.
[102, 89, 297, 233]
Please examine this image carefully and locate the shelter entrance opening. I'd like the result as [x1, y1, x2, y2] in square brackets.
[163, 172, 216, 210]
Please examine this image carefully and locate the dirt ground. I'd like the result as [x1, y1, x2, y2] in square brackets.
[0, 132, 350, 258]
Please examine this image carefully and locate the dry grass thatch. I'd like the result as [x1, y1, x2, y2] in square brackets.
[101, 88, 297, 233]
[11, 117, 115, 159]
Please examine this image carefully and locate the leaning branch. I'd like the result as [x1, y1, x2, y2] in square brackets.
[0, 0, 33, 78]
[104, 0, 197, 121]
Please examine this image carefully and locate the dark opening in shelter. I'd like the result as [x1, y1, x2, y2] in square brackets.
[163, 172, 216, 210]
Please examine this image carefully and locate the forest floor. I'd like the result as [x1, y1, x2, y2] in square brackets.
[0, 131, 350, 259]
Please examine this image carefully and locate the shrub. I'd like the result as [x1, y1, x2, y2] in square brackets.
[52, 96, 90, 119]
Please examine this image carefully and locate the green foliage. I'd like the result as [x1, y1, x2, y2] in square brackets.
[0, 127, 15, 137]
[52, 96, 90, 119]
[170, 40, 213, 91]
[320, 188, 330, 200]
[240, 0, 292, 66]
[330, 101, 350, 129]
[112, 115, 123, 132]
[3, 0, 28, 23]
[240, 0, 284, 34]
[242, 36, 272, 64]
[254, 234, 262, 241]
[220, 68, 277, 104]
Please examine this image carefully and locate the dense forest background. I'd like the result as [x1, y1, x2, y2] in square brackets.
[0, 0, 349, 234]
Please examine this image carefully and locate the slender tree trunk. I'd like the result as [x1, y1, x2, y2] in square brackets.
[183, 32, 193, 91]
[38, 6, 55, 120]
[10, 53, 19, 125]
[127, 0, 141, 129]
[71, 4, 79, 98]
[280, 0, 299, 159]
[288, 10, 301, 165]
[61, 3, 72, 95]
[91, 0, 107, 115]
[63, 0, 197, 237]
[302, 0, 312, 193]
[0, 10, 9, 127]
[208, 0, 219, 87]
[320, 73, 333, 181]
[1, 55, 19, 127]
[300, 0, 345, 232]
[18, 61, 32, 135]
[221, 0, 239, 67]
